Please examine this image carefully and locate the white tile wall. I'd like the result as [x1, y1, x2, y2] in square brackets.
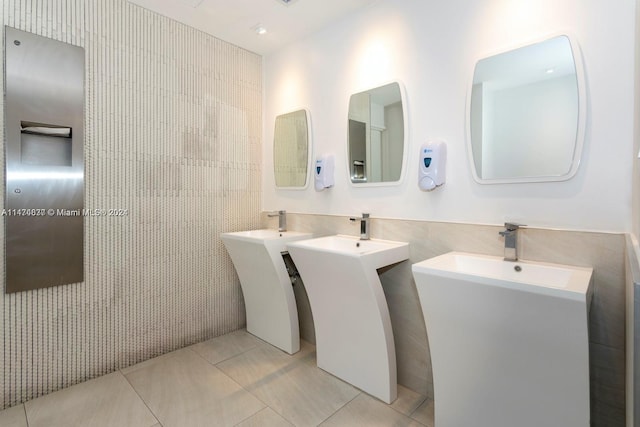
[0, 0, 262, 409]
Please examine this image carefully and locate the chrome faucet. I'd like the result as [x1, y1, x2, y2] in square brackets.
[349, 213, 370, 240]
[499, 222, 525, 261]
[268, 210, 287, 232]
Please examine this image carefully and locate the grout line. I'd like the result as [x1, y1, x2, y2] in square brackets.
[213, 360, 279, 425]
[181, 341, 278, 425]
[231, 407, 265, 427]
[185, 341, 260, 368]
[197, 333, 321, 426]
[209, 350, 297, 425]
[588, 340, 625, 352]
[231, 407, 294, 427]
[22, 403, 29, 427]
[393, 394, 427, 419]
[407, 397, 433, 426]
[117, 370, 162, 427]
[316, 392, 362, 426]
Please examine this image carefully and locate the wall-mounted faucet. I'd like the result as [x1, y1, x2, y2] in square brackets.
[499, 222, 525, 261]
[349, 213, 370, 240]
[268, 210, 287, 232]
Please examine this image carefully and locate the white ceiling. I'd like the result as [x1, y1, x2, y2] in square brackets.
[128, 0, 379, 56]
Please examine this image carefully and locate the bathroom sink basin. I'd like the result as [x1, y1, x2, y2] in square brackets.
[412, 252, 593, 426]
[223, 229, 308, 244]
[288, 234, 408, 268]
[413, 251, 593, 302]
[221, 229, 313, 354]
[287, 235, 409, 403]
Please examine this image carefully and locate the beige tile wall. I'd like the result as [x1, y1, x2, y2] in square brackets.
[266, 212, 625, 426]
[0, 0, 262, 409]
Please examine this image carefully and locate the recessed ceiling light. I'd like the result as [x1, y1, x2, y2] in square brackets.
[545, 68, 555, 74]
[252, 24, 267, 35]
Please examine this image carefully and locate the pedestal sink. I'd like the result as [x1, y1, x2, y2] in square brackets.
[412, 251, 593, 427]
[221, 229, 312, 354]
[287, 234, 409, 403]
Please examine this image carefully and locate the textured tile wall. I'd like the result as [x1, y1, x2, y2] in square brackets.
[0, 0, 262, 409]
[268, 213, 626, 426]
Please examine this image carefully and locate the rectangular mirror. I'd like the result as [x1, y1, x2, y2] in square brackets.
[274, 109, 311, 189]
[467, 35, 586, 183]
[348, 82, 406, 185]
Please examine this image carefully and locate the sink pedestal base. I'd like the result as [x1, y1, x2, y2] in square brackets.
[288, 235, 409, 404]
[413, 252, 592, 427]
[221, 230, 312, 354]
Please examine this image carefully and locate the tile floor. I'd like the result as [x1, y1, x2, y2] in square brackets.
[0, 330, 434, 427]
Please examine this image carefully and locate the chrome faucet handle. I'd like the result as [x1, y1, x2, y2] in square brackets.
[503, 222, 526, 231]
[499, 223, 526, 237]
[349, 213, 370, 221]
[267, 210, 286, 217]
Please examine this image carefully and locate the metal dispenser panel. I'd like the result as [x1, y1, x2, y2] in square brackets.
[4, 27, 84, 293]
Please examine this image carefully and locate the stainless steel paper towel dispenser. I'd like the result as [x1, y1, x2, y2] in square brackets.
[4, 26, 85, 293]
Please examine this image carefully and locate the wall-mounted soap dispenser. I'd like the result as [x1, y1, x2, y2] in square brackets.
[315, 154, 335, 191]
[418, 140, 446, 191]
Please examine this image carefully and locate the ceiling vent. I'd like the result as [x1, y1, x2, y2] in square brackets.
[176, 0, 204, 8]
[275, 0, 299, 6]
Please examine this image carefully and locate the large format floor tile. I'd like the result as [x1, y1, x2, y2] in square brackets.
[410, 398, 435, 427]
[235, 407, 294, 427]
[2, 330, 431, 427]
[124, 348, 265, 427]
[391, 385, 428, 416]
[320, 393, 424, 426]
[190, 329, 264, 364]
[24, 372, 157, 427]
[0, 404, 27, 427]
[218, 344, 359, 426]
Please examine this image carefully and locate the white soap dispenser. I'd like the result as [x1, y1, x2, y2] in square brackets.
[315, 154, 335, 191]
[418, 140, 446, 191]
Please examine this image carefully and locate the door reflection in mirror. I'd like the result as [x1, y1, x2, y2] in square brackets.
[348, 82, 405, 184]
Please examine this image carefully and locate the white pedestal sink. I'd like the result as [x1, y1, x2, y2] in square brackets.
[287, 234, 409, 403]
[221, 229, 312, 354]
[412, 251, 593, 427]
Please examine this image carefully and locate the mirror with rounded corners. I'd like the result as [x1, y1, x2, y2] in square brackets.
[274, 109, 311, 189]
[348, 82, 406, 185]
[468, 35, 586, 183]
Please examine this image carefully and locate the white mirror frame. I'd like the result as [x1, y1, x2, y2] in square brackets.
[465, 33, 587, 184]
[274, 108, 313, 190]
[347, 80, 409, 188]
